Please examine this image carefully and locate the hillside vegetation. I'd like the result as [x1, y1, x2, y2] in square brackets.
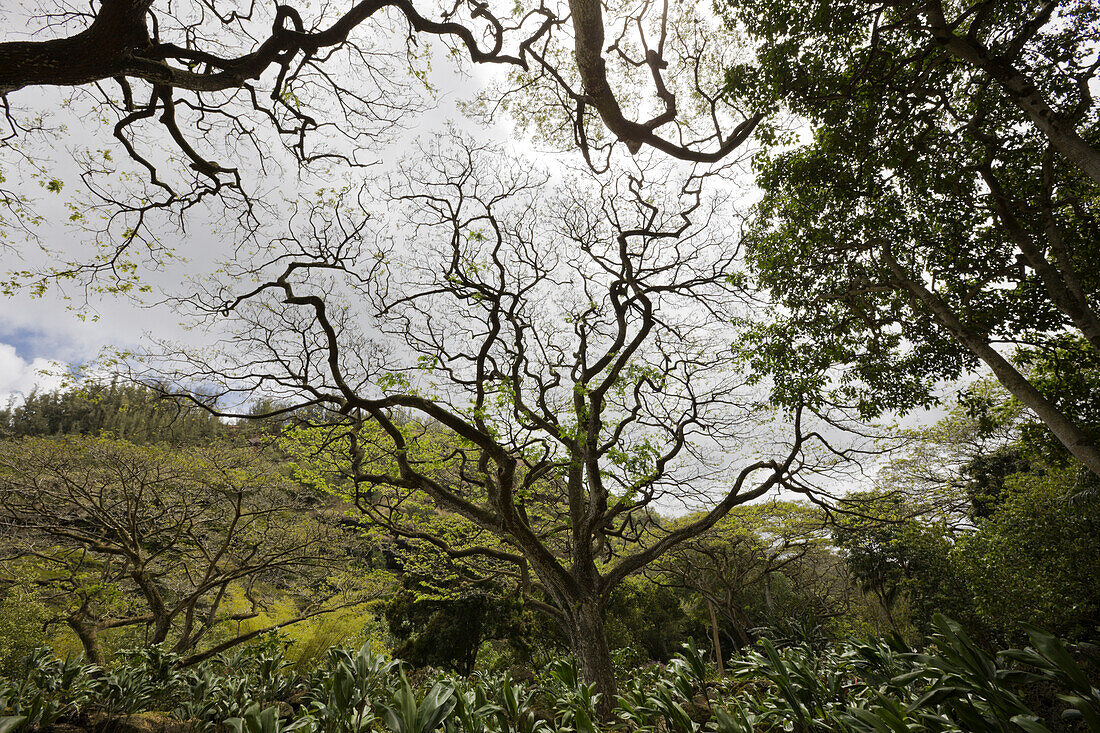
[0, 383, 1097, 731]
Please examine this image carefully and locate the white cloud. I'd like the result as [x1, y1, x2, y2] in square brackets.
[0, 343, 67, 406]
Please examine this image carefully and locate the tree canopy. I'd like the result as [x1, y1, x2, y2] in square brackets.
[0, 0, 763, 291]
[724, 0, 1100, 475]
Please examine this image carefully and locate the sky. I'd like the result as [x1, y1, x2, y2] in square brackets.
[0, 1, 959, 522]
[0, 0, 933, 480]
[0, 341, 66, 403]
[0, 41, 744, 407]
[0, 285, 178, 402]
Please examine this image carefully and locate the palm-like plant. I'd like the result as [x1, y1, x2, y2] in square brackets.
[380, 672, 456, 733]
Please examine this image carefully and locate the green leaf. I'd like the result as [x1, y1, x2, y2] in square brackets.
[0, 717, 29, 733]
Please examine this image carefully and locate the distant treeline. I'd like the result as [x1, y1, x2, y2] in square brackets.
[0, 381, 225, 444]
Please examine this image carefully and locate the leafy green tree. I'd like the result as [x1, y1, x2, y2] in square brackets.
[837, 370, 1100, 643]
[958, 465, 1100, 643]
[726, 0, 1100, 476]
[962, 447, 1030, 520]
[1014, 336, 1100, 466]
[0, 576, 50, 675]
[603, 575, 690, 663]
[832, 491, 975, 638]
[655, 502, 854, 656]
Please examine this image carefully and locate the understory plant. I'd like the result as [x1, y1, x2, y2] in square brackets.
[1, 617, 1097, 732]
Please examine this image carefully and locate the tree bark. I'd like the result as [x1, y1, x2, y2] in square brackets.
[67, 617, 104, 666]
[0, 0, 151, 94]
[130, 568, 172, 645]
[565, 599, 617, 720]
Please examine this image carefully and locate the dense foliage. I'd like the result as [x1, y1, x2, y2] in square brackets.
[0, 382, 224, 444]
[724, 0, 1100, 475]
[0, 386, 387, 676]
[2, 375, 1097, 733]
[2, 617, 1099, 732]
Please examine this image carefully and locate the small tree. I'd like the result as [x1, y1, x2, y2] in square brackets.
[0, 435, 371, 664]
[652, 502, 848, 661]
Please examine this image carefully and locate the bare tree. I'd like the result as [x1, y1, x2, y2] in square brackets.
[0, 435, 372, 665]
[148, 141, 840, 712]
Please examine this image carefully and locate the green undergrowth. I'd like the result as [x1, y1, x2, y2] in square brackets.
[1, 615, 1097, 733]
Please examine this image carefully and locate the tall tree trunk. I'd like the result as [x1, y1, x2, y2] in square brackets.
[882, 250, 1100, 478]
[706, 599, 724, 676]
[565, 599, 617, 720]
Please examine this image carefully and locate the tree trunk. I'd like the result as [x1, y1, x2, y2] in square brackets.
[67, 617, 104, 666]
[130, 568, 172, 644]
[883, 250, 1100, 478]
[706, 599, 724, 676]
[565, 599, 617, 720]
[922, 0, 1100, 187]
